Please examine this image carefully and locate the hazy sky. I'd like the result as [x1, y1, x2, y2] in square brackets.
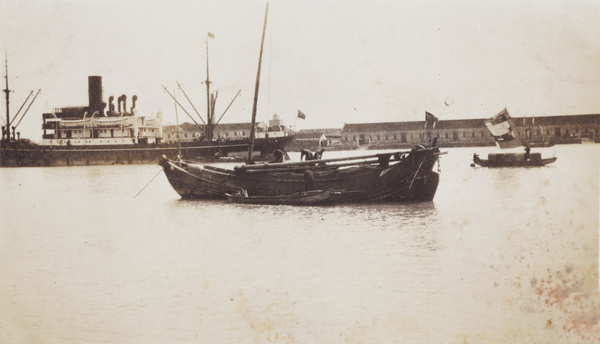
[1, 0, 600, 141]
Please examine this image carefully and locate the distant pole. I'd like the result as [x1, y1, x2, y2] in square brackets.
[174, 89, 182, 160]
[3, 53, 10, 142]
[176, 81, 206, 124]
[162, 85, 204, 130]
[9, 90, 33, 127]
[13, 89, 41, 130]
[215, 89, 241, 126]
[247, 2, 269, 163]
[205, 33, 213, 140]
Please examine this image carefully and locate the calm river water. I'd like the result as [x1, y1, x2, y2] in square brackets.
[0, 144, 598, 343]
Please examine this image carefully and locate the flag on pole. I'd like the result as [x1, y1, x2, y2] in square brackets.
[484, 108, 522, 149]
[208, 32, 215, 39]
[424, 111, 438, 129]
[297, 110, 306, 120]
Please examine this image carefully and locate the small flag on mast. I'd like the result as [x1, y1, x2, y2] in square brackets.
[484, 108, 522, 149]
[424, 111, 438, 129]
[297, 110, 306, 120]
[208, 32, 215, 39]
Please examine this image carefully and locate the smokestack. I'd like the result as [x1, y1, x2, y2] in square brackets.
[117, 95, 124, 113]
[108, 96, 115, 113]
[121, 94, 127, 114]
[131, 95, 137, 113]
[88, 76, 103, 115]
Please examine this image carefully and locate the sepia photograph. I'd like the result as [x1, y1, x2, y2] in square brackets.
[1, 0, 599, 342]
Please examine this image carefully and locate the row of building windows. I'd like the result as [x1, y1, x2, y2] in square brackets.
[55, 128, 159, 140]
[345, 131, 491, 142]
[165, 131, 247, 140]
[343, 126, 597, 143]
[56, 128, 156, 134]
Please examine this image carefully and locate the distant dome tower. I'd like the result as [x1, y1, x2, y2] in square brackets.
[269, 112, 283, 128]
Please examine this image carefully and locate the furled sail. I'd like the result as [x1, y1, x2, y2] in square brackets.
[484, 108, 522, 149]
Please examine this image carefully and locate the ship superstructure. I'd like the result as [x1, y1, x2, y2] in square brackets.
[41, 76, 162, 147]
[1, 72, 293, 167]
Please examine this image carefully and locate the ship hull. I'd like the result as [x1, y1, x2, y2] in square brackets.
[472, 152, 557, 168]
[159, 145, 442, 203]
[0, 136, 293, 167]
[473, 156, 557, 167]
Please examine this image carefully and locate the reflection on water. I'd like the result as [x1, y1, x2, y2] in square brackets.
[0, 145, 598, 343]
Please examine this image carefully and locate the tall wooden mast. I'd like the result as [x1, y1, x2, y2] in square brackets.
[3, 53, 10, 142]
[247, 2, 269, 163]
[204, 33, 214, 141]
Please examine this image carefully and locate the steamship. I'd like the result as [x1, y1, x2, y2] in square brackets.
[1, 75, 294, 167]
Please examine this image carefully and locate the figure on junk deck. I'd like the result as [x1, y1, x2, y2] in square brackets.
[300, 148, 325, 161]
[271, 149, 285, 163]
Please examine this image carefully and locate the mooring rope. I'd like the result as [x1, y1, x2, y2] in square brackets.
[134, 168, 163, 198]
